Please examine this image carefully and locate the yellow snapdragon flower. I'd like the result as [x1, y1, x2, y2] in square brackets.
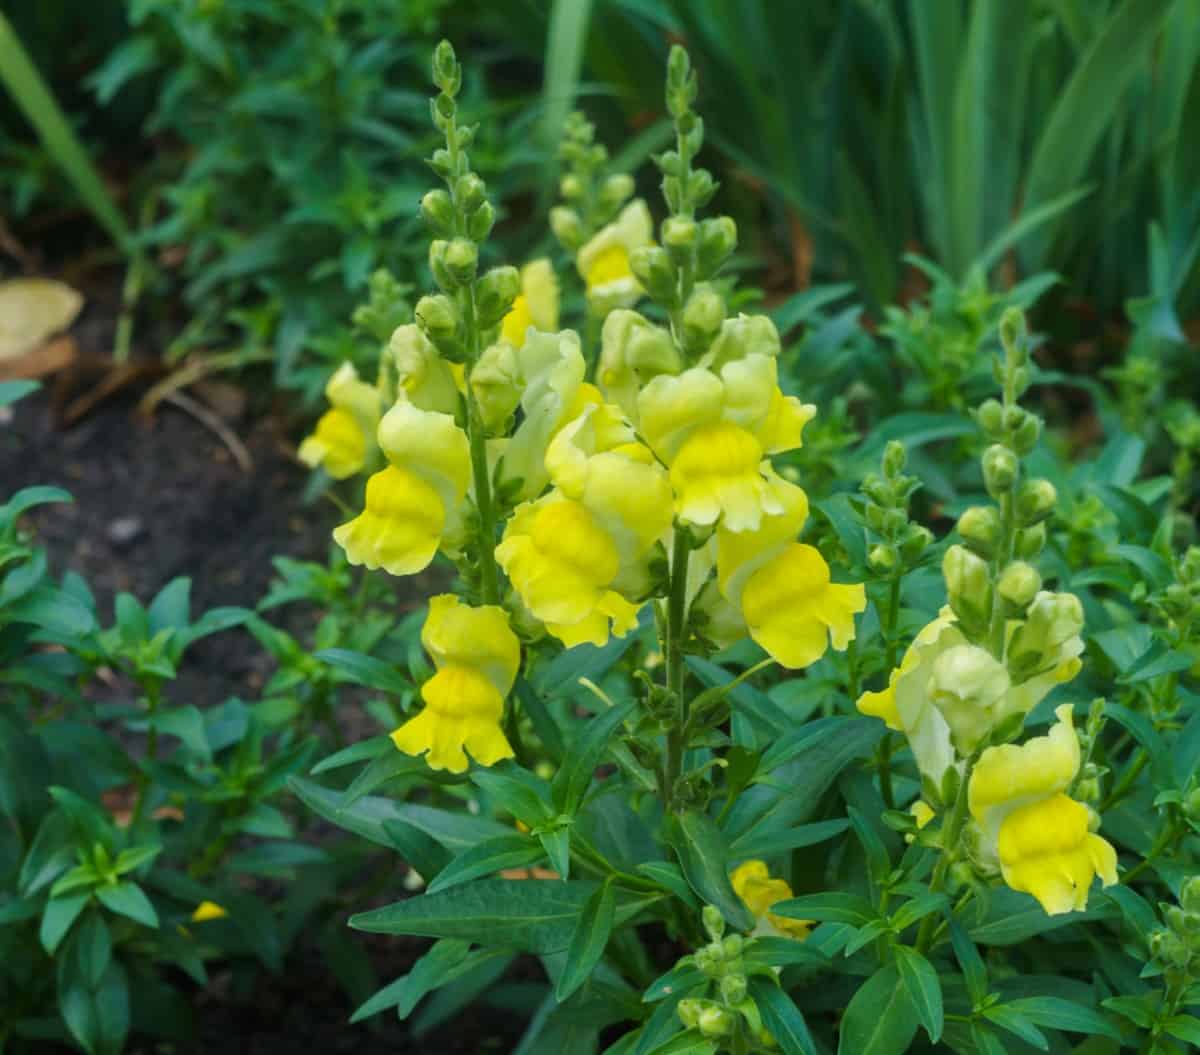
[298, 362, 382, 479]
[577, 200, 653, 311]
[333, 398, 471, 575]
[637, 354, 816, 532]
[968, 704, 1117, 915]
[730, 860, 810, 939]
[499, 259, 559, 349]
[388, 324, 459, 414]
[712, 471, 864, 669]
[597, 309, 682, 420]
[497, 404, 673, 647]
[391, 595, 520, 773]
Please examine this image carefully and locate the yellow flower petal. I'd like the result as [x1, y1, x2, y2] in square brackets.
[739, 544, 866, 669]
[670, 421, 769, 531]
[730, 860, 810, 940]
[377, 399, 472, 503]
[333, 466, 445, 575]
[856, 672, 903, 731]
[422, 594, 521, 695]
[299, 407, 367, 479]
[996, 793, 1117, 915]
[388, 324, 459, 414]
[577, 200, 653, 310]
[716, 470, 809, 602]
[190, 901, 227, 922]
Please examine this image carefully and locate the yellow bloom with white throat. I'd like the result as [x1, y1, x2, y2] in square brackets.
[497, 404, 673, 647]
[730, 860, 810, 939]
[333, 397, 470, 576]
[391, 595, 520, 773]
[968, 704, 1118, 915]
[638, 354, 815, 532]
[577, 199, 653, 311]
[298, 362, 382, 479]
[499, 259, 559, 349]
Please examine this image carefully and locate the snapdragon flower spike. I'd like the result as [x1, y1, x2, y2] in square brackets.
[298, 362, 382, 479]
[391, 594, 520, 773]
[968, 705, 1117, 914]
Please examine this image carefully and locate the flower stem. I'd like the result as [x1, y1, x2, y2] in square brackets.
[465, 367, 500, 606]
[916, 753, 979, 954]
[663, 527, 691, 807]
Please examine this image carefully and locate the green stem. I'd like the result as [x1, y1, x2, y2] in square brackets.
[464, 374, 500, 605]
[916, 754, 978, 954]
[987, 489, 1016, 659]
[1121, 819, 1177, 884]
[1101, 748, 1148, 812]
[128, 682, 162, 829]
[663, 527, 691, 808]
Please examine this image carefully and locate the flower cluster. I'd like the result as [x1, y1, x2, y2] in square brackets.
[297, 44, 864, 779]
[858, 311, 1118, 916]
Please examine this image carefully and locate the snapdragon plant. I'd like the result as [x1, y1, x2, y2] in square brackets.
[294, 40, 1199, 1055]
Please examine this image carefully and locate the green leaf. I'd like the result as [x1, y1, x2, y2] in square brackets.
[969, 887, 1114, 944]
[351, 879, 657, 954]
[66, 911, 112, 988]
[427, 835, 545, 893]
[848, 806, 891, 883]
[95, 882, 158, 929]
[555, 879, 615, 1002]
[310, 736, 391, 775]
[981, 1006, 1048, 1050]
[838, 963, 918, 1055]
[894, 946, 944, 1043]
[472, 765, 553, 827]
[634, 862, 699, 908]
[350, 938, 472, 1022]
[743, 937, 828, 970]
[538, 827, 571, 880]
[1008, 996, 1120, 1039]
[667, 809, 755, 932]
[643, 965, 706, 1003]
[539, 0, 594, 150]
[41, 892, 89, 954]
[315, 647, 410, 695]
[59, 959, 130, 1055]
[644, 1033, 716, 1055]
[772, 892, 877, 928]
[747, 977, 816, 1055]
[948, 920, 988, 1004]
[552, 699, 635, 816]
[1163, 1015, 1200, 1046]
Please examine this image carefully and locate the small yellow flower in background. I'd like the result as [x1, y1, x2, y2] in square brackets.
[636, 354, 815, 533]
[391, 595, 521, 773]
[855, 609, 965, 787]
[388, 324, 460, 414]
[298, 362, 382, 479]
[968, 704, 1118, 915]
[333, 399, 470, 575]
[498, 403, 673, 647]
[907, 801, 936, 843]
[577, 199, 653, 311]
[730, 861, 810, 940]
[499, 259, 559, 348]
[190, 900, 227, 923]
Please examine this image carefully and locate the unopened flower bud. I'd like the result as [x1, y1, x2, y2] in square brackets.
[957, 506, 1000, 558]
[677, 998, 703, 1029]
[599, 172, 635, 209]
[550, 206, 583, 249]
[719, 973, 747, 1005]
[415, 293, 458, 342]
[662, 216, 698, 253]
[420, 189, 455, 235]
[629, 245, 677, 302]
[1015, 523, 1046, 559]
[559, 173, 583, 200]
[475, 265, 521, 328]
[467, 201, 495, 242]
[698, 1006, 734, 1037]
[429, 147, 453, 179]
[882, 508, 907, 536]
[705, 313, 780, 367]
[428, 239, 453, 290]
[456, 172, 486, 212]
[929, 644, 1011, 753]
[681, 285, 725, 351]
[999, 307, 1026, 353]
[444, 238, 477, 285]
[883, 440, 907, 478]
[869, 544, 897, 573]
[687, 169, 717, 207]
[975, 398, 1004, 437]
[943, 544, 992, 630]
[721, 934, 744, 958]
[702, 905, 725, 943]
[998, 562, 1042, 608]
[900, 524, 934, 562]
[432, 40, 460, 92]
[1017, 479, 1057, 525]
[1012, 414, 1042, 455]
[982, 444, 1019, 496]
[697, 216, 737, 274]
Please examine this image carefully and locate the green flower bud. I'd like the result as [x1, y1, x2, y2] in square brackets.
[698, 1006, 734, 1037]
[429, 147, 453, 180]
[432, 40, 460, 94]
[943, 544, 991, 630]
[929, 644, 1011, 754]
[704, 313, 781, 368]
[869, 544, 897, 573]
[549, 206, 584, 250]
[702, 905, 725, 943]
[882, 508, 907, 536]
[999, 307, 1025, 353]
[721, 934, 744, 958]
[682, 285, 726, 352]
[662, 216, 698, 253]
[957, 506, 1001, 558]
[629, 245, 677, 303]
[1012, 414, 1042, 455]
[475, 265, 521, 328]
[982, 444, 1019, 497]
[420, 189, 455, 235]
[719, 973, 747, 1005]
[456, 172, 486, 212]
[415, 293, 459, 343]
[444, 237, 478, 285]
[559, 173, 583, 200]
[467, 201, 495, 242]
[428, 239, 453, 290]
[688, 169, 717, 207]
[1015, 523, 1046, 559]
[1182, 876, 1200, 913]
[998, 561, 1042, 608]
[900, 524, 934, 563]
[677, 998, 703, 1029]
[975, 398, 1004, 437]
[865, 503, 887, 533]
[883, 440, 907, 478]
[697, 216, 737, 274]
[1016, 479, 1057, 526]
[599, 173, 635, 210]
